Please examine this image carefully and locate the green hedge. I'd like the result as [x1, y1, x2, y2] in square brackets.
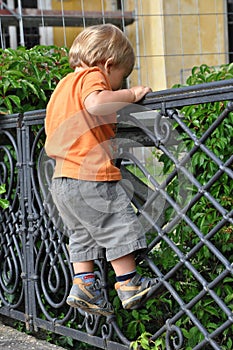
[0, 45, 72, 114]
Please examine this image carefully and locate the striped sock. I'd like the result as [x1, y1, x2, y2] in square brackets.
[74, 272, 95, 283]
[116, 270, 136, 282]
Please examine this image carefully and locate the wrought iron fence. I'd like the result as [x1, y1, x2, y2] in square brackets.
[0, 79, 233, 349]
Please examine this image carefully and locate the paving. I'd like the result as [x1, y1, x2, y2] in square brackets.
[0, 319, 66, 350]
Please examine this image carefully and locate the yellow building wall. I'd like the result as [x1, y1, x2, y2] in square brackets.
[163, 0, 227, 87]
[51, 0, 105, 47]
[125, 0, 167, 91]
[51, 0, 227, 91]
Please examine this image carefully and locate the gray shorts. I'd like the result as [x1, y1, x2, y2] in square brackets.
[50, 178, 147, 262]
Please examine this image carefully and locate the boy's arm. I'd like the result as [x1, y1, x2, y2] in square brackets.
[84, 86, 151, 116]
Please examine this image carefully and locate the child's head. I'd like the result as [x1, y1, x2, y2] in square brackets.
[69, 24, 135, 78]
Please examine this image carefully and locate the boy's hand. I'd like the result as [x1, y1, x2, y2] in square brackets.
[130, 86, 152, 102]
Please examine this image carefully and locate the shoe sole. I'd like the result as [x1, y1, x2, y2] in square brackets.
[122, 283, 166, 310]
[66, 296, 114, 317]
[122, 287, 151, 309]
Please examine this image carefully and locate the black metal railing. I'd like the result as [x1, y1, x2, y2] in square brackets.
[0, 79, 233, 349]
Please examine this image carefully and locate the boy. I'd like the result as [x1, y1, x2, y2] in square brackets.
[45, 24, 158, 316]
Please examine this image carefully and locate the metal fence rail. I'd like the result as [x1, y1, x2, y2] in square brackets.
[0, 79, 233, 349]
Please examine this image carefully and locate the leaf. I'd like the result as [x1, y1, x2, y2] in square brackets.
[7, 95, 21, 109]
[2, 78, 11, 94]
[20, 80, 40, 98]
[205, 305, 219, 317]
[224, 294, 233, 304]
[127, 321, 137, 337]
[130, 341, 138, 350]
[0, 198, 9, 209]
[0, 184, 6, 194]
[227, 337, 233, 349]
[4, 69, 26, 77]
[207, 322, 218, 330]
[223, 277, 233, 283]
[3, 96, 13, 114]
[132, 309, 139, 319]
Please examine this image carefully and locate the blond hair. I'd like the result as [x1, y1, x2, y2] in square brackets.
[69, 24, 135, 76]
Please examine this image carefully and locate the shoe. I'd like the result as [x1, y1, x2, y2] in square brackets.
[66, 278, 114, 316]
[115, 273, 160, 309]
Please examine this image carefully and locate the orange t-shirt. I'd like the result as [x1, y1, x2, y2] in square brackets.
[45, 67, 121, 181]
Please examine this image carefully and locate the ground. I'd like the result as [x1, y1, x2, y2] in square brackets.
[0, 317, 66, 350]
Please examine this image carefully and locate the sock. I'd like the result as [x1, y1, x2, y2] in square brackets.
[116, 270, 136, 283]
[74, 272, 95, 284]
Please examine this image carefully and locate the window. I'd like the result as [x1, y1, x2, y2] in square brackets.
[228, 0, 233, 62]
[14, 0, 39, 48]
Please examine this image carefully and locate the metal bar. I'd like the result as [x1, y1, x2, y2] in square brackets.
[0, 9, 135, 27]
[139, 78, 233, 109]
[17, 0, 24, 46]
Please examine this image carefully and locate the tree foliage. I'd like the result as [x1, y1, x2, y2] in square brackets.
[0, 45, 72, 114]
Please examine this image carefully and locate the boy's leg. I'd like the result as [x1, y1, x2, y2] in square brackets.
[73, 261, 94, 274]
[50, 179, 114, 316]
[111, 254, 160, 310]
[110, 253, 136, 275]
[66, 261, 114, 316]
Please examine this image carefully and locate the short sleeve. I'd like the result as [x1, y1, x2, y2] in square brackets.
[80, 68, 112, 103]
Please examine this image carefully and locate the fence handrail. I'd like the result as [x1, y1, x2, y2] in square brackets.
[140, 78, 233, 109]
[0, 79, 233, 126]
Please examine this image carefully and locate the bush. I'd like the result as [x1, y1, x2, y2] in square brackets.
[153, 63, 233, 349]
[0, 45, 72, 114]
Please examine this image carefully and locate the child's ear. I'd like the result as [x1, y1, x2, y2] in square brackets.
[104, 57, 114, 73]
